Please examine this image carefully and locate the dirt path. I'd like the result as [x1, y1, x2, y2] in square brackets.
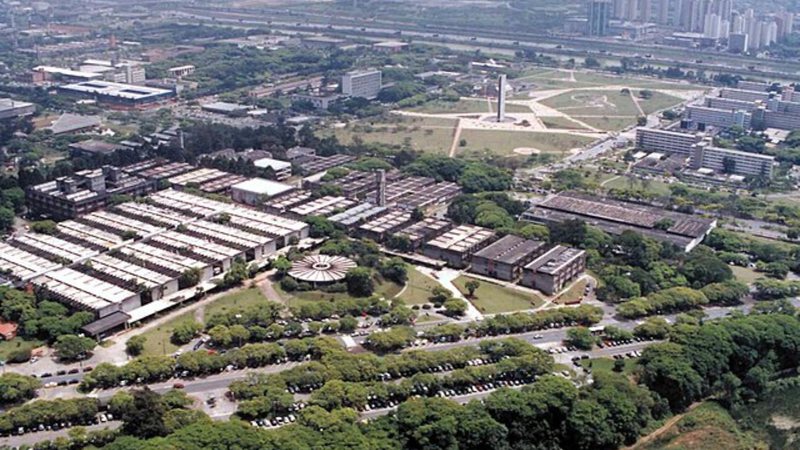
[448, 119, 463, 157]
[627, 87, 646, 116]
[254, 271, 284, 304]
[625, 403, 701, 450]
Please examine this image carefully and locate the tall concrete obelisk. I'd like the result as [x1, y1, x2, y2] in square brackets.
[497, 74, 507, 122]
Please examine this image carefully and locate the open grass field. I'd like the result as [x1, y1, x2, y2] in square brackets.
[731, 265, 764, 285]
[603, 176, 674, 196]
[458, 130, 595, 156]
[540, 116, 590, 130]
[276, 276, 404, 310]
[453, 276, 543, 314]
[399, 267, 442, 305]
[406, 99, 490, 114]
[579, 357, 638, 376]
[637, 91, 685, 115]
[638, 402, 760, 450]
[0, 338, 44, 362]
[138, 310, 197, 357]
[571, 115, 637, 131]
[505, 103, 533, 113]
[203, 286, 271, 318]
[541, 90, 641, 116]
[554, 278, 588, 305]
[331, 117, 456, 154]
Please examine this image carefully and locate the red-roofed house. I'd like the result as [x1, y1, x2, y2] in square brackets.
[0, 321, 18, 340]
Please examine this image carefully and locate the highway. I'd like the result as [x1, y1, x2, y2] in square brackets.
[169, 6, 800, 79]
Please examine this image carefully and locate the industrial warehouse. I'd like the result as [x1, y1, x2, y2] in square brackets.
[522, 192, 717, 252]
[0, 189, 308, 337]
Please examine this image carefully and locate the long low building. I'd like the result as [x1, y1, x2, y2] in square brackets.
[1, 189, 307, 335]
[57, 80, 175, 109]
[522, 192, 716, 252]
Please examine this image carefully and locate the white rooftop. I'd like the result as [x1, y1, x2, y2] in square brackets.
[232, 178, 294, 197]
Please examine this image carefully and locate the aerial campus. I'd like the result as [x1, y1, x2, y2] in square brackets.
[1, 0, 800, 449]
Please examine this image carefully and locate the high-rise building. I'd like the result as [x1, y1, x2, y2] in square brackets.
[342, 70, 382, 99]
[728, 33, 749, 53]
[497, 74, 507, 122]
[639, 0, 652, 21]
[587, 0, 612, 36]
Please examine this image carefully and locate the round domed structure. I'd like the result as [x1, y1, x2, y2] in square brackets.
[288, 255, 357, 284]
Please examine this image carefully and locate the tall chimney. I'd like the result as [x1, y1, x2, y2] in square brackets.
[377, 169, 387, 206]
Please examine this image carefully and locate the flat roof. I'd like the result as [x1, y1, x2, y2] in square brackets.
[0, 98, 34, 111]
[330, 203, 388, 227]
[253, 157, 292, 171]
[59, 80, 173, 100]
[69, 139, 125, 155]
[48, 114, 101, 134]
[201, 101, 249, 113]
[232, 178, 294, 197]
[525, 245, 585, 275]
[535, 192, 715, 238]
[427, 225, 495, 253]
[82, 311, 131, 335]
[473, 235, 546, 265]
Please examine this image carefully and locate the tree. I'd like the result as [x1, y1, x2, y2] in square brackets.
[29, 220, 58, 235]
[464, 280, 480, 297]
[178, 268, 201, 289]
[55, 334, 95, 361]
[345, 268, 374, 297]
[636, 116, 647, 126]
[208, 325, 233, 348]
[171, 321, 202, 345]
[126, 336, 146, 357]
[272, 256, 292, 276]
[119, 388, 169, 438]
[443, 298, 468, 317]
[379, 258, 408, 284]
[566, 327, 596, 350]
[0, 373, 40, 406]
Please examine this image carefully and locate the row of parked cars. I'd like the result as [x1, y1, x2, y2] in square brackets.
[249, 402, 306, 429]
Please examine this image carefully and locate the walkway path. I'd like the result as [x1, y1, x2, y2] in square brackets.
[448, 119, 464, 157]
[624, 402, 701, 450]
[416, 266, 484, 321]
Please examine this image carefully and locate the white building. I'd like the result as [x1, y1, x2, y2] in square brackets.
[253, 157, 293, 180]
[342, 70, 382, 99]
[231, 178, 295, 205]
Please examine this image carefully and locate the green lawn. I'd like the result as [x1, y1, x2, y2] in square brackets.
[572, 116, 637, 131]
[458, 130, 596, 156]
[603, 176, 674, 196]
[579, 357, 638, 375]
[540, 116, 590, 130]
[137, 310, 197, 357]
[505, 103, 533, 113]
[203, 286, 271, 318]
[331, 118, 457, 154]
[399, 267, 442, 305]
[406, 99, 490, 114]
[276, 276, 404, 310]
[0, 338, 44, 362]
[554, 278, 588, 304]
[637, 91, 684, 115]
[731, 265, 763, 285]
[453, 276, 543, 314]
[541, 90, 641, 116]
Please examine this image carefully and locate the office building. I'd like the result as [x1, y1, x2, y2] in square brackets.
[357, 209, 415, 242]
[686, 105, 751, 129]
[392, 218, 454, 250]
[342, 70, 382, 99]
[0, 98, 35, 120]
[168, 65, 196, 78]
[521, 246, 587, 295]
[471, 235, 548, 281]
[636, 128, 704, 155]
[690, 142, 774, 177]
[26, 166, 155, 220]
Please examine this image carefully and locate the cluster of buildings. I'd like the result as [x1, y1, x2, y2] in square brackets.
[633, 127, 775, 184]
[580, 0, 794, 52]
[2, 189, 309, 337]
[293, 69, 383, 110]
[686, 81, 800, 132]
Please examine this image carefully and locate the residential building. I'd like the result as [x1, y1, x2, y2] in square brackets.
[587, 0, 612, 36]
